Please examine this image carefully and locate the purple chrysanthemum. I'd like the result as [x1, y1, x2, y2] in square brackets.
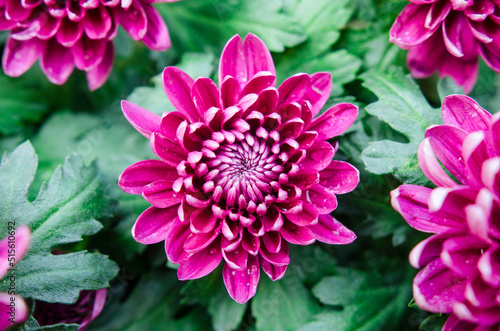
[0, 225, 30, 331]
[34, 289, 107, 330]
[118, 33, 360, 303]
[390, 0, 500, 93]
[391, 95, 500, 329]
[0, 0, 176, 90]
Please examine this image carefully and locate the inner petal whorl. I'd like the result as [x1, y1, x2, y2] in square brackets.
[207, 135, 281, 210]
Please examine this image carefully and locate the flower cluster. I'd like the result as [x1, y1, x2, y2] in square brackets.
[391, 95, 500, 329]
[390, 0, 500, 92]
[0, 225, 30, 331]
[119, 33, 360, 303]
[0, 0, 175, 90]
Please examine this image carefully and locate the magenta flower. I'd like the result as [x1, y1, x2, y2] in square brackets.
[34, 289, 107, 330]
[0, 0, 176, 90]
[390, 0, 500, 93]
[0, 225, 30, 330]
[391, 95, 500, 329]
[118, 33, 360, 303]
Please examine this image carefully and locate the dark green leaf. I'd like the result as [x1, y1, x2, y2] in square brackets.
[208, 286, 248, 331]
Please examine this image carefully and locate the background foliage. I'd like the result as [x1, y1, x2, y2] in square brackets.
[1, 0, 499, 330]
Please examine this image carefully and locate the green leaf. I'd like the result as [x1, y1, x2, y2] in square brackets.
[304, 268, 412, 331]
[127, 52, 215, 115]
[208, 286, 248, 331]
[20, 324, 80, 331]
[89, 269, 210, 331]
[0, 142, 118, 303]
[437, 77, 464, 102]
[0, 71, 53, 135]
[360, 67, 442, 184]
[251, 274, 320, 331]
[159, 0, 306, 53]
[276, 0, 361, 95]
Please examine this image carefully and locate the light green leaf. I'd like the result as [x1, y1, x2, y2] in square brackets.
[303, 268, 412, 331]
[208, 287, 248, 331]
[159, 0, 306, 53]
[360, 67, 442, 184]
[251, 274, 320, 331]
[0, 142, 118, 303]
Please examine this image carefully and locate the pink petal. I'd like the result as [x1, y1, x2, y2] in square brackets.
[428, 186, 477, 222]
[241, 230, 260, 255]
[260, 258, 287, 281]
[487, 113, 500, 156]
[437, 50, 479, 94]
[280, 220, 316, 245]
[449, 0, 473, 10]
[246, 87, 279, 116]
[464, 0, 495, 21]
[389, 3, 439, 49]
[218, 34, 275, 89]
[306, 72, 332, 117]
[220, 76, 240, 109]
[191, 77, 221, 115]
[159, 111, 187, 141]
[278, 73, 310, 104]
[426, 124, 469, 184]
[5, 0, 31, 20]
[406, 30, 446, 78]
[115, 1, 147, 40]
[183, 228, 220, 254]
[162, 67, 199, 122]
[308, 103, 358, 139]
[413, 258, 466, 313]
[262, 205, 283, 232]
[40, 39, 75, 85]
[463, 131, 489, 186]
[0, 294, 28, 329]
[241, 71, 276, 96]
[480, 42, 500, 73]
[464, 273, 497, 308]
[261, 232, 281, 254]
[82, 6, 112, 39]
[2, 37, 44, 77]
[300, 140, 335, 172]
[477, 245, 500, 287]
[442, 314, 478, 331]
[56, 19, 84, 47]
[284, 200, 319, 227]
[141, 3, 170, 51]
[307, 184, 338, 214]
[417, 138, 458, 187]
[222, 244, 248, 270]
[36, 15, 62, 39]
[319, 160, 360, 194]
[190, 208, 217, 234]
[442, 95, 492, 133]
[86, 41, 114, 91]
[119, 160, 177, 194]
[440, 236, 488, 277]
[177, 239, 222, 280]
[442, 12, 478, 59]
[0, 225, 31, 278]
[409, 232, 456, 269]
[309, 214, 356, 245]
[453, 301, 500, 325]
[164, 220, 190, 263]
[121, 100, 160, 139]
[390, 185, 465, 233]
[132, 205, 178, 244]
[223, 254, 260, 303]
[481, 157, 500, 194]
[259, 241, 289, 266]
[425, 1, 452, 29]
[142, 180, 183, 208]
[72, 35, 106, 70]
[150, 132, 187, 166]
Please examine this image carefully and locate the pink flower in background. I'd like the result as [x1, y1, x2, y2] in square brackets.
[34, 289, 107, 330]
[0, 225, 30, 331]
[0, 0, 177, 90]
[390, 0, 500, 93]
[391, 95, 500, 329]
[119, 33, 360, 303]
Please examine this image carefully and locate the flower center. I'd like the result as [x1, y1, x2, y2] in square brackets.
[208, 137, 281, 210]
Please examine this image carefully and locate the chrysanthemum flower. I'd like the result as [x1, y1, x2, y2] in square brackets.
[391, 95, 500, 329]
[390, 0, 500, 93]
[0, 0, 176, 90]
[34, 289, 107, 330]
[0, 225, 30, 330]
[119, 33, 360, 303]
